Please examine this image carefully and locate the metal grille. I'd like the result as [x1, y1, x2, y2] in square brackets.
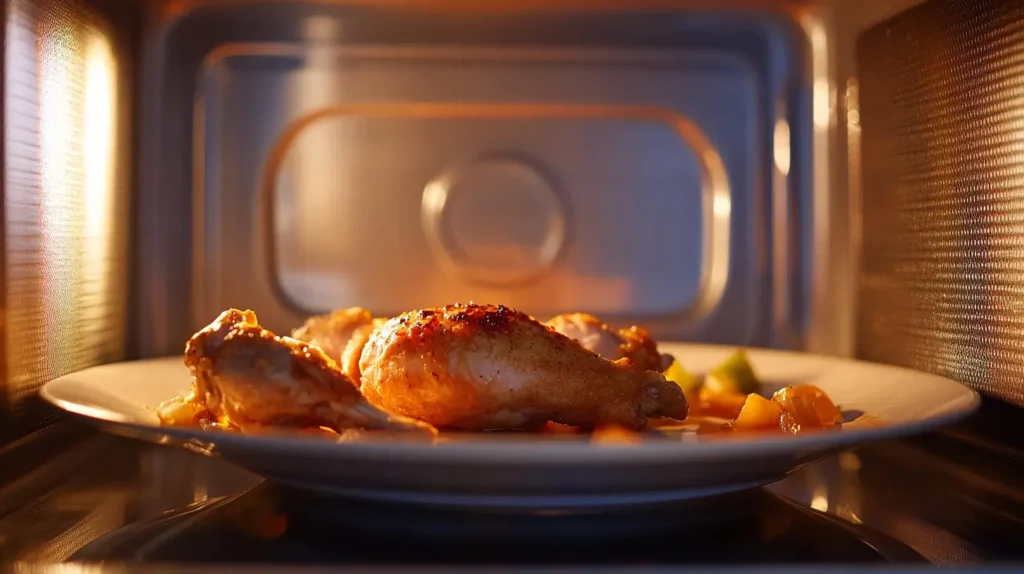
[2, 0, 130, 443]
[857, 0, 1024, 406]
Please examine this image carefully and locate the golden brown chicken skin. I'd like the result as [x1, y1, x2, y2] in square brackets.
[290, 307, 383, 382]
[338, 317, 387, 383]
[182, 308, 432, 435]
[359, 303, 688, 431]
[546, 313, 673, 373]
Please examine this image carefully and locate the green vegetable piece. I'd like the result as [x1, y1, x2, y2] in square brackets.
[705, 349, 760, 395]
[664, 359, 701, 393]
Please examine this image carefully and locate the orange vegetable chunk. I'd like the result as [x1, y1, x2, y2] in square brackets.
[732, 393, 783, 430]
[697, 387, 748, 420]
[772, 385, 842, 434]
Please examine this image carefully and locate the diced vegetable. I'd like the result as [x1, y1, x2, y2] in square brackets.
[697, 387, 748, 420]
[663, 359, 702, 394]
[704, 350, 760, 395]
[772, 385, 842, 434]
[732, 393, 783, 430]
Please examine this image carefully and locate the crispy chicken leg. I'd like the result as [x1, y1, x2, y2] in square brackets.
[290, 307, 384, 382]
[546, 313, 673, 372]
[180, 308, 432, 435]
[359, 303, 688, 430]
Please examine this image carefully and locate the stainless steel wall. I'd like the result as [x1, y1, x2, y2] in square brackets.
[856, 0, 1024, 408]
[1, 0, 135, 443]
[136, 1, 817, 357]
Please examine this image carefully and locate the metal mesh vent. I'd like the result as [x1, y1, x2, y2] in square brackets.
[2, 0, 130, 442]
[857, 0, 1024, 406]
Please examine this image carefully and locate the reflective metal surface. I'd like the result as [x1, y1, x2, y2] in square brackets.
[66, 484, 920, 564]
[137, 1, 812, 356]
[0, 424, 261, 562]
[4, 400, 1024, 568]
[229, 51, 738, 326]
[0, 428, 911, 566]
[1, 0, 134, 445]
[855, 0, 1024, 408]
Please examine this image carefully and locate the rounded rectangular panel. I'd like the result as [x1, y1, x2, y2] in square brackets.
[194, 44, 761, 338]
[271, 105, 717, 318]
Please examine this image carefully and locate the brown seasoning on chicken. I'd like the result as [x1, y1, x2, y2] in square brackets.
[359, 303, 688, 431]
[182, 308, 432, 435]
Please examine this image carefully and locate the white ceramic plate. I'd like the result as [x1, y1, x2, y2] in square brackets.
[40, 343, 979, 510]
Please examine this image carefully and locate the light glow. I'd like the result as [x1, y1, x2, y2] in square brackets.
[6, 0, 126, 402]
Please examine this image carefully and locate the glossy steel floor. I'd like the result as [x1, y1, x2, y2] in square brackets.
[2, 399, 1024, 569]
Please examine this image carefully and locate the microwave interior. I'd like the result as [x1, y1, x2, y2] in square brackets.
[3, 0, 1024, 570]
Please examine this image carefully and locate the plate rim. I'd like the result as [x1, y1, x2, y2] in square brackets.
[38, 343, 982, 465]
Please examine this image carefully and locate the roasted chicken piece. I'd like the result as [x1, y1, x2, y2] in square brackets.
[176, 308, 432, 435]
[546, 313, 673, 372]
[340, 318, 387, 382]
[359, 303, 688, 430]
[290, 307, 384, 382]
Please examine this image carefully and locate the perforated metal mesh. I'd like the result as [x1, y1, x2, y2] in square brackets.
[857, 0, 1024, 406]
[2, 0, 130, 442]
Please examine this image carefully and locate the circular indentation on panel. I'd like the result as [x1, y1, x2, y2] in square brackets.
[422, 158, 570, 286]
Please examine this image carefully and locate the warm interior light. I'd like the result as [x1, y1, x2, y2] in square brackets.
[39, 20, 122, 367]
[38, 17, 77, 370]
[6, 0, 126, 399]
[810, 485, 829, 512]
[82, 30, 119, 340]
[773, 118, 791, 176]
